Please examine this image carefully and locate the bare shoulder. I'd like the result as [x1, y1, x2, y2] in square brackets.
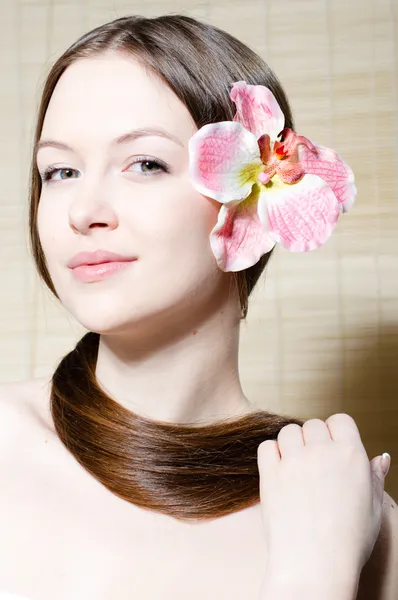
[357, 490, 398, 600]
[0, 376, 54, 449]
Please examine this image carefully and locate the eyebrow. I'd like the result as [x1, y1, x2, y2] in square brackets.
[35, 126, 185, 155]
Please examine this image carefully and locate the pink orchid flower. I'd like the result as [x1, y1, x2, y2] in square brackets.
[188, 80, 357, 272]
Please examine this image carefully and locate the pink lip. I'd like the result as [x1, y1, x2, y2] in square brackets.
[67, 249, 135, 269]
[70, 260, 135, 282]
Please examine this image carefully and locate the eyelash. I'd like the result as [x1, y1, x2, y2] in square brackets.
[40, 157, 169, 183]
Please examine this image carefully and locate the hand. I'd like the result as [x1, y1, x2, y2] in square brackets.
[257, 413, 390, 582]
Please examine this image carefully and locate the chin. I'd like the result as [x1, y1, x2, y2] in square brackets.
[66, 303, 174, 337]
[68, 311, 144, 335]
[56, 279, 212, 335]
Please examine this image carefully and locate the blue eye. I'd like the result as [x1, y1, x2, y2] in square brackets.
[41, 167, 79, 182]
[40, 157, 169, 183]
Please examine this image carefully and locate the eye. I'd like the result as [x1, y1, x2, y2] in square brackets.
[40, 157, 169, 183]
[128, 157, 169, 175]
[41, 166, 78, 182]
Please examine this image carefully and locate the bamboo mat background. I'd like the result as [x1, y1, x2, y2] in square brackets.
[0, 0, 397, 498]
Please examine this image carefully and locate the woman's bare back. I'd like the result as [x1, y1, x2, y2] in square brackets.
[0, 378, 267, 600]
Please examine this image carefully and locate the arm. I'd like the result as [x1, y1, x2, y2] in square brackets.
[356, 491, 398, 600]
[259, 571, 360, 600]
[259, 491, 398, 600]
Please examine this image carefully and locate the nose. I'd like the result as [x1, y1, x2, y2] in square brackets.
[68, 183, 119, 235]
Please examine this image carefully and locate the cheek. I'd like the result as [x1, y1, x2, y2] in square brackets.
[36, 200, 72, 289]
[133, 188, 220, 286]
[145, 188, 220, 248]
[36, 200, 58, 257]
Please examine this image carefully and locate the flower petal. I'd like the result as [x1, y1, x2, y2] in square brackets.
[210, 186, 275, 271]
[258, 174, 341, 252]
[188, 121, 263, 204]
[230, 80, 285, 141]
[298, 143, 357, 212]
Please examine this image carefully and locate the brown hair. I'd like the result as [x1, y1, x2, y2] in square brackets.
[29, 14, 304, 521]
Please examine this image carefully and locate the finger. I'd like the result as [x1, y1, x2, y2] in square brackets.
[324, 413, 363, 444]
[370, 454, 388, 509]
[277, 423, 304, 457]
[257, 439, 281, 472]
[302, 418, 332, 444]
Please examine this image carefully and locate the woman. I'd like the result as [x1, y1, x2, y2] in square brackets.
[0, 13, 396, 600]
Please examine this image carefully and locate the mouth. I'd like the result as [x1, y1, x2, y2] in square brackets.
[70, 259, 136, 282]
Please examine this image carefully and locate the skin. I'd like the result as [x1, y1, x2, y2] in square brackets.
[36, 50, 256, 425]
[0, 52, 269, 599]
[1, 50, 396, 600]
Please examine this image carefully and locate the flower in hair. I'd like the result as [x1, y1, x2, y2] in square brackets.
[188, 80, 356, 271]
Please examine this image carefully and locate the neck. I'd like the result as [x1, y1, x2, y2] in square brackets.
[94, 300, 255, 425]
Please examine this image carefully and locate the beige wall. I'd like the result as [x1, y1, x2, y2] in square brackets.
[1, 0, 397, 498]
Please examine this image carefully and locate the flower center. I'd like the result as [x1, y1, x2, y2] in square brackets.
[257, 128, 316, 186]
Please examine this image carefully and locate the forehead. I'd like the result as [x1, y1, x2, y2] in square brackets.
[41, 53, 197, 145]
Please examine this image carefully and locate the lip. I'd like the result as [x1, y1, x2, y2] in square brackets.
[67, 249, 136, 269]
[70, 260, 135, 282]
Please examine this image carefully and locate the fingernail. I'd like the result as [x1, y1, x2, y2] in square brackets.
[381, 453, 391, 477]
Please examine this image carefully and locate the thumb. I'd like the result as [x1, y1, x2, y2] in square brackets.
[370, 453, 390, 502]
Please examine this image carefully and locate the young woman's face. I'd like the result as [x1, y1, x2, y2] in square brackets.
[36, 52, 231, 334]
